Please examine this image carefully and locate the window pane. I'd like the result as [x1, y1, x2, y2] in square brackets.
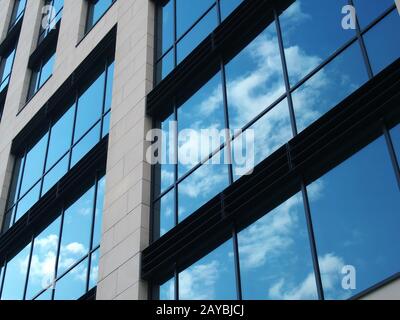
[225, 23, 285, 130]
[308, 136, 400, 299]
[42, 154, 68, 195]
[363, 10, 400, 75]
[232, 99, 292, 180]
[160, 278, 174, 300]
[238, 193, 317, 300]
[20, 133, 49, 195]
[178, 149, 229, 223]
[280, 0, 354, 86]
[92, 176, 105, 248]
[89, 0, 113, 28]
[53, 0, 64, 15]
[46, 107, 74, 170]
[102, 112, 111, 138]
[353, 0, 394, 27]
[390, 124, 400, 162]
[71, 123, 101, 167]
[292, 41, 368, 133]
[177, 8, 218, 63]
[74, 72, 105, 142]
[220, 0, 243, 21]
[58, 186, 94, 275]
[54, 258, 88, 300]
[178, 72, 225, 177]
[158, 113, 175, 195]
[104, 62, 114, 112]
[26, 217, 61, 299]
[1, 242, 31, 300]
[38, 53, 55, 88]
[88, 250, 99, 290]
[15, 183, 41, 221]
[156, 49, 174, 83]
[176, 0, 215, 38]
[179, 239, 236, 300]
[154, 188, 175, 238]
[1, 49, 16, 84]
[157, 0, 174, 57]
[7, 156, 24, 208]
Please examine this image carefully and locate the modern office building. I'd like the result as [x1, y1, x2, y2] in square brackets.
[0, 0, 399, 301]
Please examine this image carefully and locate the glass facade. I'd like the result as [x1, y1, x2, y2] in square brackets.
[38, 0, 64, 43]
[2, 61, 114, 232]
[154, 0, 400, 300]
[0, 175, 105, 300]
[154, 0, 400, 238]
[155, 0, 243, 83]
[159, 132, 400, 300]
[86, 0, 116, 32]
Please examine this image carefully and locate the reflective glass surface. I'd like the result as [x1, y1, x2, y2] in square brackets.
[0, 176, 104, 300]
[9, 0, 26, 28]
[58, 186, 94, 275]
[4, 62, 113, 231]
[1, 243, 31, 300]
[292, 41, 368, 133]
[308, 136, 400, 299]
[28, 52, 56, 99]
[363, 9, 400, 75]
[155, 0, 243, 83]
[238, 193, 317, 300]
[178, 72, 225, 177]
[179, 239, 236, 300]
[87, 0, 115, 31]
[0, 48, 16, 92]
[26, 217, 61, 299]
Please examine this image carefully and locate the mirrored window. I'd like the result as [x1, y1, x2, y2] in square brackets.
[0, 48, 17, 93]
[363, 9, 400, 75]
[280, 0, 354, 86]
[225, 22, 285, 130]
[4, 61, 113, 231]
[292, 41, 368, 133]
[178, 72, 225, 177]
[159, 278, 174, 300]
[179, 239, 236, 300]
[178, 149, 229, 223]
[26, 217, 61, 299]
[390, 124, 400, 163]
[238, 193, 317, 300]
[353, 0, 394, 27]
[86, 0, 115, 31]
[308, 135, 400, 299]
[155, 0, 243, 83]
[1, 243, 31, 300]
[39, 0, 64, 43]
[0, 175, 104, 300]
[54, 258, 88, 300]
[9, 0, 26, 29]
[58, 186, 94, 275]
[28, 52, 56, 100]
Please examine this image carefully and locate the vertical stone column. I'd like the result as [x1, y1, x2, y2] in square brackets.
[96, 0, 154, 300]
